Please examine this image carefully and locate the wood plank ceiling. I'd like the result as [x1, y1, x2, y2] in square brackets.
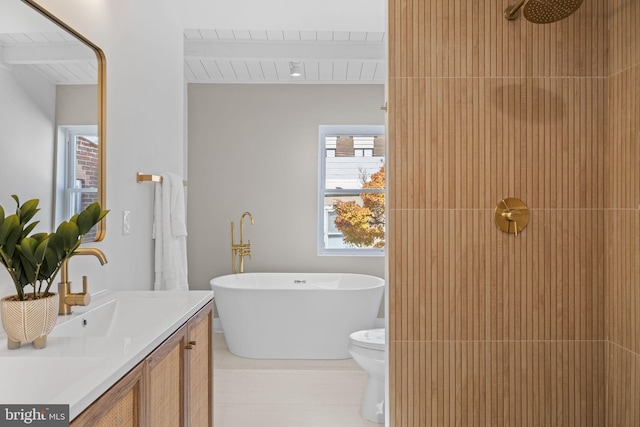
[0, 29, 386, 85]
[184, 29, 386, 84]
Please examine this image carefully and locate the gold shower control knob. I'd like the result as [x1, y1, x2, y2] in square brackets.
[495, 198, 530, 235]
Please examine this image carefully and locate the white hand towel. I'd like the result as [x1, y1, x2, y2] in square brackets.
[153, 172, 188, 290]
[167, 173, 187, 238]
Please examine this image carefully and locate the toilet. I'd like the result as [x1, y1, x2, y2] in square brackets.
[348, 328, 385, 424]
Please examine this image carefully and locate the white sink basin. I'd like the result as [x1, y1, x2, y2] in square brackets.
[50, 300, 117, 338]
[51, 293, 194, 338]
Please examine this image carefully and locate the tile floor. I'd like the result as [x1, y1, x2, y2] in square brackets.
[213, 332, 382, 427]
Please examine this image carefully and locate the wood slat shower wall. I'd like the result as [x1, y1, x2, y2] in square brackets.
[387, 0, 616, 425]
[605, 0, 640, 425]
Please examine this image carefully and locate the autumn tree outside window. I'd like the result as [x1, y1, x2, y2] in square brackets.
[318, 125, 385, 256]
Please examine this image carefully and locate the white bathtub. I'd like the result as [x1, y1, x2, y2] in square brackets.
[210, 273, 384, 359]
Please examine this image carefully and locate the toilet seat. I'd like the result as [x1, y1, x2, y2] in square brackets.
[349, 328, 385, 351]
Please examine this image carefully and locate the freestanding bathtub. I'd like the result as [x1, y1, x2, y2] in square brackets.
[210, 273, 384, 359]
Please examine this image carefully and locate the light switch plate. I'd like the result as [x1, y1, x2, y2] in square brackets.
[122, 210, 132, 235]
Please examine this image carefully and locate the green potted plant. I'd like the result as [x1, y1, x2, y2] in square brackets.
[0, 195, 108, 349]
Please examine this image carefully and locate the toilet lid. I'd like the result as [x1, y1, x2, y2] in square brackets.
[349, 328, 385, 351]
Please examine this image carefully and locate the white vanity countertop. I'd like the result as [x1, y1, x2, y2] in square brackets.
[0, 289, 213, 420]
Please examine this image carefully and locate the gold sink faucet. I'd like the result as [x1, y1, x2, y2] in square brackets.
[231, 211, 253, 274]
[58, 247, 108, 315]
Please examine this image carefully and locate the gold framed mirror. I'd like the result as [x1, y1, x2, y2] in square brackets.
[0, 0, 106, 240]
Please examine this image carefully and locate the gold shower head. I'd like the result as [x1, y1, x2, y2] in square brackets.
[504, 0, 583, 23]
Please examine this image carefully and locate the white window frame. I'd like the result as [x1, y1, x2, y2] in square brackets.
[54, 125, 98, 224]
[318, 125, 385, 257]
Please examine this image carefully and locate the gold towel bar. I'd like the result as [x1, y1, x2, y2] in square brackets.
[136, 172, 188, 186]
[136, 172, 163, 183]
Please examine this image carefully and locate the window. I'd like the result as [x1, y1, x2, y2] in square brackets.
[318, 125, 385, 256]
[55, 125, 99, 242]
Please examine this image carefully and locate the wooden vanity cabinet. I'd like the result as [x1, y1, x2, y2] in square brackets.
[71, 301, 213, 427]
[186, 302, 213, 426]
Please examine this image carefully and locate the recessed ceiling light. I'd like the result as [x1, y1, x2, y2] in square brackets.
[289, 61, 302, 77]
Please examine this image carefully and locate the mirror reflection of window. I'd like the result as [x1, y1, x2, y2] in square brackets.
[56, 125, 98, 242]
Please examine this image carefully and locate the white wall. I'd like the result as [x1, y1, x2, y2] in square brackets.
[0, 66, 56, 212]
[56, 85, 97, 125]
[0, 66, 56, 297]
[187, 84, 386, 290]
[29, 0, 186, 292]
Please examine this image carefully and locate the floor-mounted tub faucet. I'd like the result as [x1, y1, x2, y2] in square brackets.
[231, 212, 254, 273]
[58, 247, 108, 315]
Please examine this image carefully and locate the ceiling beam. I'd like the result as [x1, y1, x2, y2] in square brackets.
[185, 39, 385, 62]
[2, 43, 96, 64]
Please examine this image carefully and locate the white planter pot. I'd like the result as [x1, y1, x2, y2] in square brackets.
[1, 293, 59, 349]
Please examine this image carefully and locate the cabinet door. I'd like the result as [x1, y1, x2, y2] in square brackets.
[187, 302, 213, 427]
[146, 325, 187, 427]
[71, 362, 146, 427]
